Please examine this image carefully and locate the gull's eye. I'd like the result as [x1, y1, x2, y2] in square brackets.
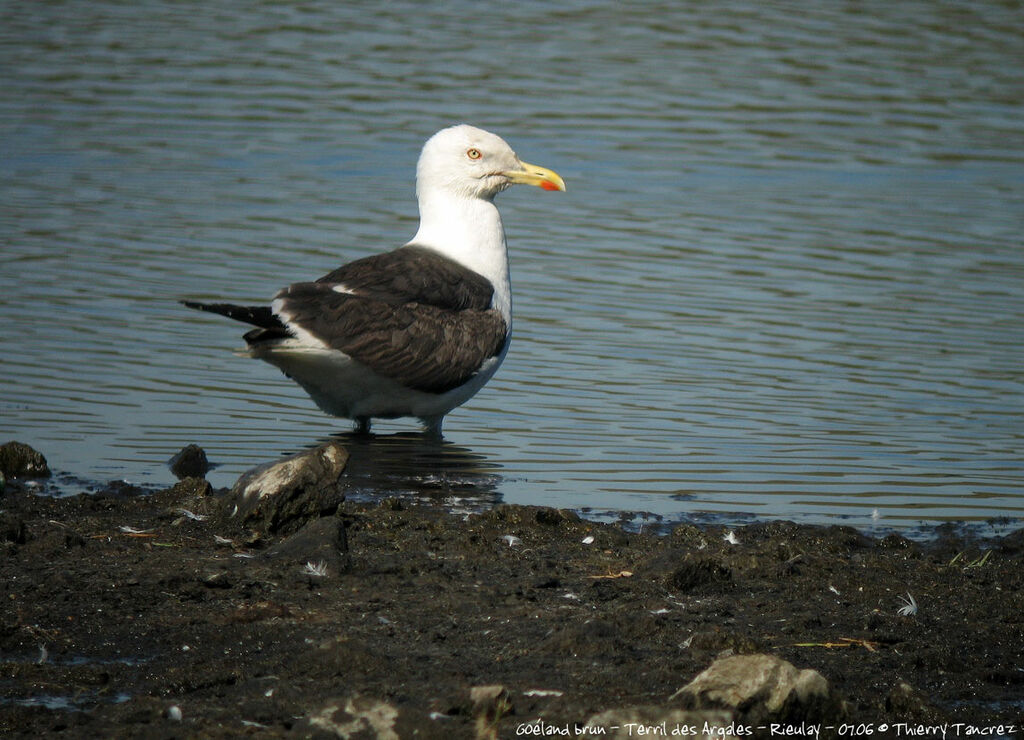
[466, 148, 482, 160]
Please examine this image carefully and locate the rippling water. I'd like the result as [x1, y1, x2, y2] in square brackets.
[2, 1, 1022, 533]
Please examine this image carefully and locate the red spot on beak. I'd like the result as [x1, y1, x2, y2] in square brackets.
[540, 181, 561, 191]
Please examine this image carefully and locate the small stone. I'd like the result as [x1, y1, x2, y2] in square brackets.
[0, 441, 51, 479]
[169, 444, 210, 479]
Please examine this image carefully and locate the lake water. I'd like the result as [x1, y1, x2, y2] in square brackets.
[2, 0, 1022, 535]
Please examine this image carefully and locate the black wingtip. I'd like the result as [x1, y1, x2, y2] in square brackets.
[180, 300, 283, 330]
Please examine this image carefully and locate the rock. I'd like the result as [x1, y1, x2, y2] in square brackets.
[670, 653, 844, 725]
[583, 707, 737, 739]
[169, 444, 210, 479]
[229, 442, 348, 534]
[307, 695, 400, 739]
[0, 441, 51, 479]
[263, 515, 349, 573]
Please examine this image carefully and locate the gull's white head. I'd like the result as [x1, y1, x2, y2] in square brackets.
[416, 124, 566, 202]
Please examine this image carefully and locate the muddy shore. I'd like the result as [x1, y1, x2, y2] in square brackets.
[1, 441, 1022, 739]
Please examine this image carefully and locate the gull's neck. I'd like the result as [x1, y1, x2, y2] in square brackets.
[407, 190, 512, 322]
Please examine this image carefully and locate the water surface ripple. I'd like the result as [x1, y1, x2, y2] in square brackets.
[2, 1, 1022, 533]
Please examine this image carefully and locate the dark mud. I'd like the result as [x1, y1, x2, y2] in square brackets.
[1, 444, 1023, 739]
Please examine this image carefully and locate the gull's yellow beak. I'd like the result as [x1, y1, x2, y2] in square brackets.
[503, 161, 566, 192]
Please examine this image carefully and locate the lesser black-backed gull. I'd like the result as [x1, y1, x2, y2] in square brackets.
[183, 124, 565, 434]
